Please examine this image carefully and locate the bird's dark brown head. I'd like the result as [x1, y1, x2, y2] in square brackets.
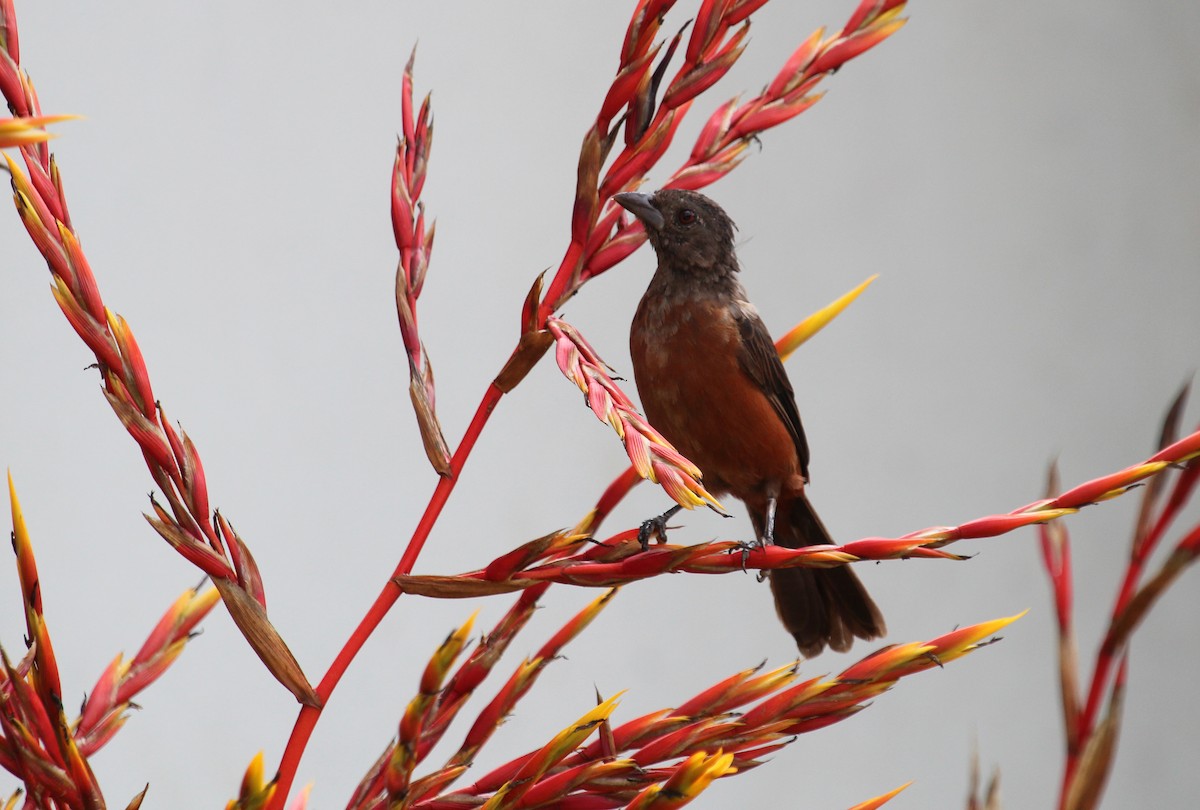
[614, 188, 738, 275]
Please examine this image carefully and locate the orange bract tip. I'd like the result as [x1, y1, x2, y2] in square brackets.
[228, 751, 276, 810]
[847, 781, 912, 810]
[928, 611, 1027, 663]
[776, 274, 878, 362]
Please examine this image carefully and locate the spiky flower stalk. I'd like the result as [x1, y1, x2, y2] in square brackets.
[348, 588, 605, 809]
[74, 584, 220, 755]
[539, 0, 907, 310]
[3, 474, 101, 809]
[394, 425, 1200, 598]
[380, 607, 1018, 809]
[392, 49, 451, 477]
[1038, 386, 1200, 810]
[3, 475, 216, 809]
[548, 316, 724, 513]
[385, 614, 476, 806]
[0, 3, 315, 707]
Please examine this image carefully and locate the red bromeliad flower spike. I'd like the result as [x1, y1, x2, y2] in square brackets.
[0, 3, 316, 708]
[538, 0, 906, 317]
[576, 2, 908, 284]
[1036, 385, 1200, 810]
[393, 48, 451, 477]
[345, 597, 1015, 808]
[390, 611, 1019, 808]
[4, 474, 218, 809]
[548, 316, 725, 515]
[393, 425, 1199, 598]
[74, 584, 219, 756]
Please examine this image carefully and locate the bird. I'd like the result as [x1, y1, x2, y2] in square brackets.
[614, 187, 885, 657]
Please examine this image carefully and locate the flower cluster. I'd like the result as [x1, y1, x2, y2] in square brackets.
[0, 0, 315, 707]
[344, 581, 1014, 809]
[392, 48, 450, 476]
[3, 475, 217, 810]
[548, 317, 725, 513]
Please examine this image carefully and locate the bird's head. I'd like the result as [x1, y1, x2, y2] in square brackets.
[614, 188, 738, 274]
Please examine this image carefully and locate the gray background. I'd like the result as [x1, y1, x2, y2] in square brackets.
[3, 1, 1199, 807]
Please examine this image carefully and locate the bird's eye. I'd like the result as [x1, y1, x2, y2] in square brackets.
[676, 208, 697, 226]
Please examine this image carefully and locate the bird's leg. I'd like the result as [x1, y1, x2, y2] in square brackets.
[754, 496, 778, 582]
[761, 496, 777, 547]
[638, 504, 683, 551]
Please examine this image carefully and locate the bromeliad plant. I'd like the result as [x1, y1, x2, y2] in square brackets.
[2, 1, 1198, 809]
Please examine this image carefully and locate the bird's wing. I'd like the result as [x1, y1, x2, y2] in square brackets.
[734, 307, 811, 480]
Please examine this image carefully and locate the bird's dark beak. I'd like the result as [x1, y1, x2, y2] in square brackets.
[613, 192, 664, 231]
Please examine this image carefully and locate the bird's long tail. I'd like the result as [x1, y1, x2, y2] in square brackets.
[752, 493, 885, 657]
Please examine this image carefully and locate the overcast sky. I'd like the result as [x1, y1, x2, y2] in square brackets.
[2, 2, 1199, 808]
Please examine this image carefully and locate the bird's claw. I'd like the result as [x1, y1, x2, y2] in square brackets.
[637, 504, 684, 551]
[637, 515, 671, 551]
[730, 538, 771, 581]
[729, 539, 759, 574]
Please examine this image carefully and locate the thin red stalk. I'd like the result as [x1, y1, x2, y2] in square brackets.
[1070, 464, 1197, 782]
[1061, 452, 1198, 802]
[269, 382, 505, 809]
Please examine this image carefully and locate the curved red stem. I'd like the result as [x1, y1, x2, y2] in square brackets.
[268, 382, 505, 809]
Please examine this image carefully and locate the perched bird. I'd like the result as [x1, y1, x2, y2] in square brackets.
[615, 188, 885, 657]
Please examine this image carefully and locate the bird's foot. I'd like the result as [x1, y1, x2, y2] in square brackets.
[637, 505, 682, 551]
[734, 541, 753, 572]
[729, 539, 767, 578]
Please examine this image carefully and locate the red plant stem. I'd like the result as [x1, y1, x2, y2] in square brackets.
[1065, 463, 1199, 801]
[1037, 525, 1072, 632]
[1074, 542, 1190, 766]
[269, 381, 506, 809]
